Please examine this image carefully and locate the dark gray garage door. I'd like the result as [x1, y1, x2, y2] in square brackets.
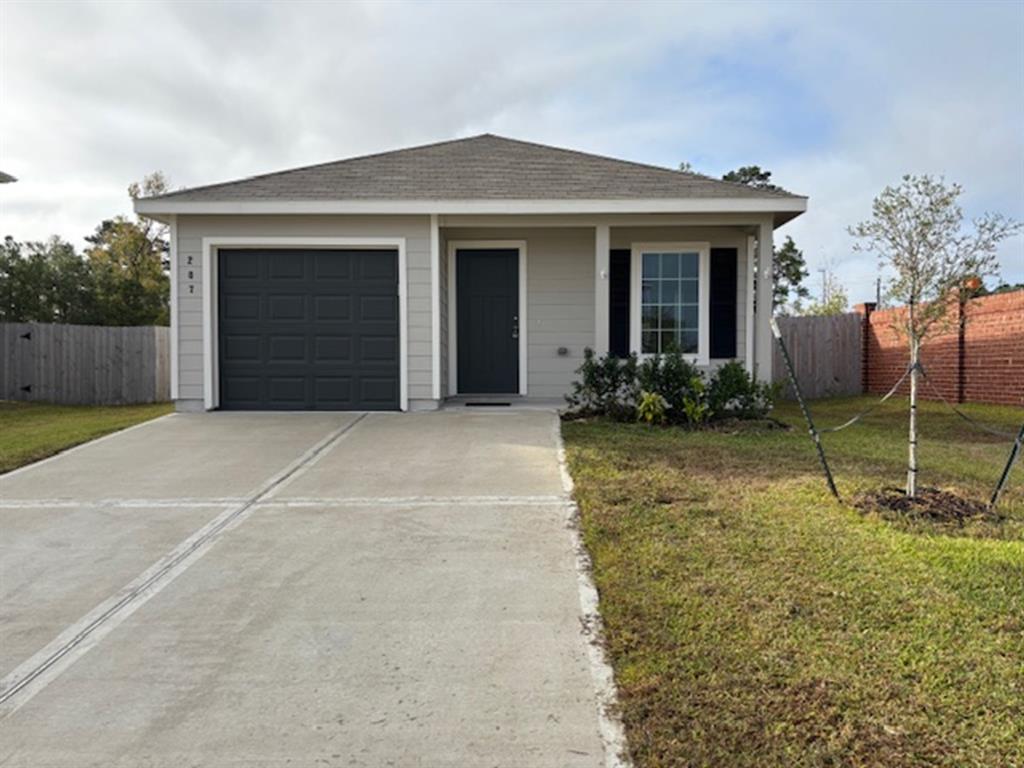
[218, 248, 399, 410]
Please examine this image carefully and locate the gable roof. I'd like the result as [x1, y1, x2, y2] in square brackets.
[140, 134, 805, 205]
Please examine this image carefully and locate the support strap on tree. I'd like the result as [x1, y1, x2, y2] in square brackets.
[990, 422, 1024, 509]
[770, 318, 840, 501]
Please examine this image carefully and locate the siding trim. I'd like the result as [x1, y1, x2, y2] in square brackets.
[430, 214, 441, 400]
[446, 240, 528, 396]
[169, 215, 179, 399]
[138, 197, 808, 218]
[201, 236, 408, 411]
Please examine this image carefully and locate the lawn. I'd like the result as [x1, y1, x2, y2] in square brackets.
[563, 396, 1023, 767]
[0, 400, 173, 474]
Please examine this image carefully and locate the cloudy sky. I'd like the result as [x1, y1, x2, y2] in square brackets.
[1, 0, 1021, 303]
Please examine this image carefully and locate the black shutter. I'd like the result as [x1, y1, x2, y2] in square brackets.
[709, 248, 738, 359]
[608, 249, 631, 358]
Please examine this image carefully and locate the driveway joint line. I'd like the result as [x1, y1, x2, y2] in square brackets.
[0, 414, 367, 716]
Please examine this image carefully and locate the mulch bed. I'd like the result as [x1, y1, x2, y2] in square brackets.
[855, 486, 1001, 527]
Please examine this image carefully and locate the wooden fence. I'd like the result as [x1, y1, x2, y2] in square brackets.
[0, 323, 170, 405]
[772, 313, 863, 400]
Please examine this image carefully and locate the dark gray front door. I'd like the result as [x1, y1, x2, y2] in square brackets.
[218, 248, 399, 410]
[456, 249, 519, 394]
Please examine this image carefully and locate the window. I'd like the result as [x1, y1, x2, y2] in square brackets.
[630, 242, 710, 362]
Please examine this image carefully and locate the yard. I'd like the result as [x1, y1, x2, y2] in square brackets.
[564, 396, 1023, 767]
[0, 400, 173, 473]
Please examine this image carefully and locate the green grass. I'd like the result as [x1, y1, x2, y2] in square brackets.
[563, 396, 1023, 767]
[0, 400, 173, 474]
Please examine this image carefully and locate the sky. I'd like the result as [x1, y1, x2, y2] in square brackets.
[1, 0, 1022, 304]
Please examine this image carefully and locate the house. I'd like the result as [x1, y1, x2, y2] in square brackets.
[134, 135, 807, 412]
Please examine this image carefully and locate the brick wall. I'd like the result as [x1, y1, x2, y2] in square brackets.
[855, 289, 1024, 407]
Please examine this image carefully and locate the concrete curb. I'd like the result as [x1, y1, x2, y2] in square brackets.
[551, 413, 633, 768]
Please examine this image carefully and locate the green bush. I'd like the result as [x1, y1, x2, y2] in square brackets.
[565, 348, 638, 419]
[706, 361, 778, 419]
[567, 351, 775, 426]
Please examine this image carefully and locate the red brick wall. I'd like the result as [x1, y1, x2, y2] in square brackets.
[856, 290, 1024, 407]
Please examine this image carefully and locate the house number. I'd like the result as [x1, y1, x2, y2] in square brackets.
[184, 255, 197, 296]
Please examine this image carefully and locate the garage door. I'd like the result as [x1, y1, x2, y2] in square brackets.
[217, 248, 400, 410]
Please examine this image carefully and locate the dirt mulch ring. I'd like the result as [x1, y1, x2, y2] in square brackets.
[855, 487, 1002, 528]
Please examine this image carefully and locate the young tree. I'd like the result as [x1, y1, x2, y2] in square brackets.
[849, 175, 1021, 496]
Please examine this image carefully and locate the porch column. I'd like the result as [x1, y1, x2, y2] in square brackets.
[594, 224, 610, 355]
[744, 234, 756, 376]
[754, 218, 774, 382]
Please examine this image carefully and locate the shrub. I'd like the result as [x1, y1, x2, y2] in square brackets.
[565, 348, 638, 420]
[637, 352, 704, 424]
[636, 390, 669, 425]
[707, 361, 777, 419]
[566, 351, 776, 425]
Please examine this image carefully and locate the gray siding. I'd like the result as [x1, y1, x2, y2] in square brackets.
[174, 214, 432, 406]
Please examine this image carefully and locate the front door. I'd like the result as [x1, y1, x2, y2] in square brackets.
[456, 248, 519, 394]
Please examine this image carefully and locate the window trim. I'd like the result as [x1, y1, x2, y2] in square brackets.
[629, 241, 711, 365]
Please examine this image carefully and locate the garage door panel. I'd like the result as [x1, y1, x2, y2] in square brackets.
[269, 253, 306, 279]
[359, 295, 398, 322]
[315, 296, 351, 321]
[218, 249, 399, 411]
[357, 252, 398, 281]
[360, 377, 399, 406]
[314, 377, 353, 406]
[267, 295, 307, 320]
[360, 336, 398, 363]
[314, 252, 353, 279]
[222, 295, 260, 321]
[268, 335, 307, 362]
[222, 334, 261, 362]
[314, 336, 352, 363]
[221, 251, 260, 279]
[222, 376, 261, 406]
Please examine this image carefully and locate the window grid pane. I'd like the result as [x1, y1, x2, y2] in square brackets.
[640, 250, 699, 354]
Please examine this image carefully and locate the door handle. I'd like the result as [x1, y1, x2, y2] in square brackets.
[512, 315, 519, 340]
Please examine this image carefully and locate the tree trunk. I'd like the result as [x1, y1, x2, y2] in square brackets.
[907, 333, 919, 497]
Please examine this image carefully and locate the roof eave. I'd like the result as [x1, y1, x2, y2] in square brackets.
[135, 196, 807, 222]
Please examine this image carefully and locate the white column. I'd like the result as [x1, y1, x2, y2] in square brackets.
[594, 224, 610, 355]
[168, 215, 179, 401]
[430, 214, 441, 401]
[754, 218, 774, 382]
[744, 234, 756, 375]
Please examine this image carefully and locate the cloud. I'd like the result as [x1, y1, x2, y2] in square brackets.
[1, 0, 1020, 299]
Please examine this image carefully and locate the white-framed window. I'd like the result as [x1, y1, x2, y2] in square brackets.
[630, 242, 710, 364]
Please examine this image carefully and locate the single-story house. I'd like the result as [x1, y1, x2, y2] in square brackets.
[134, 134, 807, 412]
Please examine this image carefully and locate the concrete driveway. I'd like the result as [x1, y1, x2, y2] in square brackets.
[0, 410, 622, 767]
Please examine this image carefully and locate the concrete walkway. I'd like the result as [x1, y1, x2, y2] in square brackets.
[0, 411, 621, 767]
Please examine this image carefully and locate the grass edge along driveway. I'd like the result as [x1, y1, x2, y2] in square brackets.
[0, 400, 173, 474]
[563, 396, 1023, 768]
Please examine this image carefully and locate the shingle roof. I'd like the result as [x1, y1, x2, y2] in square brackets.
[144, 134, 804, 203]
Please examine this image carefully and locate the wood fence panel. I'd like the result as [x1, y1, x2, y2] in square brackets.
[0, 323, 171, 405]
[772, 313, 863, 400]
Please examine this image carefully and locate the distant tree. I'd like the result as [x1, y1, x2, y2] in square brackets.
[849, 174, 1021, 497]
[721, 167, 808, 312]
[84, 172, 171, 325]
[678, 161, 694, 173]
[0, 236, 98, 323]
[722, 165, 781, 191]
[799, 271, 848, 316]
[772, 236, 810, 312]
